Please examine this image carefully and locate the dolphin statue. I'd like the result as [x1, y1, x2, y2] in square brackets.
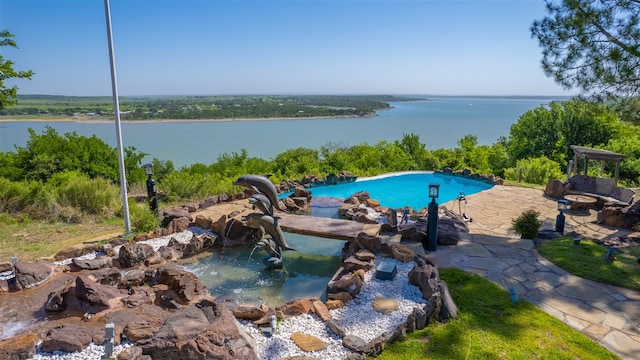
[257, 238, 281, 258]
[242, 213, 295, 252]
[233, 174, 286, 212]
[249, 193, 274, 216]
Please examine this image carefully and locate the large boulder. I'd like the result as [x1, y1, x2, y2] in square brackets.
[0, 332, 38, 360]
[91, 266, 123, 286]
[166, 217, 191, 234]
[327, 268, 365, 299]
[544, 179, 566, 199]
[137, 299, 258, 360]
[210, 215, 227, 236]
[221, 219, 251, 247]
[161, 208, 192, 223]
[13, 261, 53, 290]
[118, 243, 156, 268]
[75, 275, 125, 308]
[194, 214, 212, 230]
[40, 324, 94, 353]
[409, 255, 457, 322]
[156, 263, 208, 304]
[44, 280, 74, 314]
[72, 256, 112, 271]
[437, 217, 463, 245]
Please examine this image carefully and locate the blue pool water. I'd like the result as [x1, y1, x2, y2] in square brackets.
[292, 172, 493, 210]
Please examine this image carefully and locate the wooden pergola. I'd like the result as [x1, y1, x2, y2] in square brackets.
[569, 145, 626, 184]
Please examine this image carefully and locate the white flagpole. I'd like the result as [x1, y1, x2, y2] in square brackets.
[104, 0, 131, 235]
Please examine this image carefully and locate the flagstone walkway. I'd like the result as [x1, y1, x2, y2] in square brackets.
[429, 185, 640, 360]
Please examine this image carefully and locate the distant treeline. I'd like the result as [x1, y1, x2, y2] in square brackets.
[0, 95, 421, 120]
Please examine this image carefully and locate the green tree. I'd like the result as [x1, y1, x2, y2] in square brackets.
[272, 147, 320, 178]
[376, 141, 414, 172]
[508, 100, 620, 166]
[531, 0, 640, 99]
[0, 30, 33, 109]
[319, 142, 349, 174]
[508, 104, 564, 164]
[10, 126, 146, 184]
[394, 133, 428, 170]
[487, 142, 509, 178]
[559, 100, 619, 159]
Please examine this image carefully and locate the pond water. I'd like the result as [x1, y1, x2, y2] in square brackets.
[181, 232, 346, 307]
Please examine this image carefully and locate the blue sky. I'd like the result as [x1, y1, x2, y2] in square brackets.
[1, 0, 575, 97]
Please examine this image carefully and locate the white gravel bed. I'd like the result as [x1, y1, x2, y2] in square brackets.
[51, 227, 211, 268]
[30, 342, 133, 360]
[239, 257, 426, 359]
[115, 226, 211, 253]
[0, 270, 13, 281]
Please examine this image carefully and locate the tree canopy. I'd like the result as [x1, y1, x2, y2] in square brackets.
[0, 30, 33, 109]
[531, 0, 640, 99]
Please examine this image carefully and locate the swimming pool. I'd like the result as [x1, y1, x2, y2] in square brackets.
[289, 172, 493, 210]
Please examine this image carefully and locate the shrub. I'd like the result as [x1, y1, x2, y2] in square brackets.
[512, 209, 542, 239]
[504, 156, 563, 185]
[0, 177, 26, 213]
[129, 203, 160, 233]
[159, 171, 207, 200]
[56, 174, 119, 215]
[20, 181, 57, 219]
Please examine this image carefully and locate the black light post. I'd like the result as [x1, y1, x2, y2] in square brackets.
[425, 183, 440, 252]
[555, 199, 568, 234]
[144, 163, 158, 213]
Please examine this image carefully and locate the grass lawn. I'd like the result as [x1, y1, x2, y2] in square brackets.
[374, 268, 619, 360]
[0, 214, 124, 262]
[538, 237, 640, 291]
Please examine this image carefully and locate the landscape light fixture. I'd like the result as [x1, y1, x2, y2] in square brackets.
[425, 183, 440, 252]
[555, 199, 568, 234]
[144, 163, 158, 213]
[143, 163, 154, 176]
[428, 183, 440, 199]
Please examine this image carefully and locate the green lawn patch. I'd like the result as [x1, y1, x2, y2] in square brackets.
[373, 268, 618, 360]
[538, 237, 640, 291]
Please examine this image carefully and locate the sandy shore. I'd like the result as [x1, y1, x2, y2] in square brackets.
[0, 114, 373, 124]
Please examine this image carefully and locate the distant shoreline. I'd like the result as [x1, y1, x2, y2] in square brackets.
[0, 113, 375, 124]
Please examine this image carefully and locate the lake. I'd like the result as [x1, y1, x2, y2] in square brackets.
[0, 96, 563, 168]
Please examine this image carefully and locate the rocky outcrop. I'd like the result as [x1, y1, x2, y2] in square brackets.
[155, 262, 208, 304]
[72, 256, 112, 271]
[118, 243, 156, 268]
[137, 299, 258, 360]
[0, 332, 38, 360]
[75, 275, 125, 308]
[40, 324, 94, 353]
[13, 261, 53, 290]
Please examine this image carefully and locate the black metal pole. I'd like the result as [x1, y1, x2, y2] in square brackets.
[146, 175, 158, 213]
[426, 198, 438, 251]
[555, 211, 565, 234]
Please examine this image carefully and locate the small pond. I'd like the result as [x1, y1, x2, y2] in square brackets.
[181, 232, 346, 308]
